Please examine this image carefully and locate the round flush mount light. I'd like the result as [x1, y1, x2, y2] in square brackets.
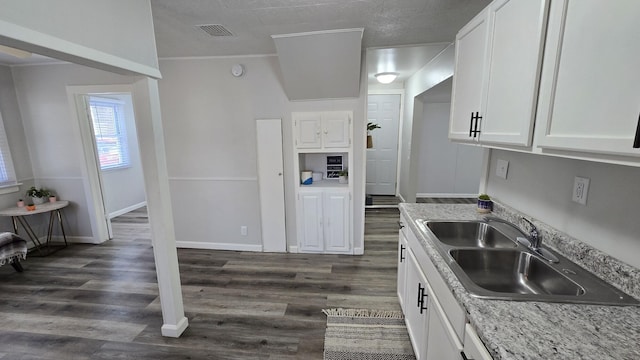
[374, 72, 399, 84]
[231, 64, 244, 77]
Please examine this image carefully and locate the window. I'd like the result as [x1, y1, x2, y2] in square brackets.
[0, 109, 18, 188]
[89, 97, 130, 170]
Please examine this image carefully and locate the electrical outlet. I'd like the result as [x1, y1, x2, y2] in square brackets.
[496, 159, 509, 179]
[240, 226, 248, 236]
[572, 177, 590, 205]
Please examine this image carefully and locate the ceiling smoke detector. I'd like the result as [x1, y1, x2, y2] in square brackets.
[198, 24, 234, 37]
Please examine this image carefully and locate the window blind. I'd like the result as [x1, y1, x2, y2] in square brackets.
[89, 97, 130, 170]
[0, 110, 17, 187]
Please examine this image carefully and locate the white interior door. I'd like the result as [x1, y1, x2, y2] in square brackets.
[366, 94, 401, 195]
[256, 119, 287, 252]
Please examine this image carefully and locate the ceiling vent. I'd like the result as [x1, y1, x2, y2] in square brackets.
[198, 24, 234, 37]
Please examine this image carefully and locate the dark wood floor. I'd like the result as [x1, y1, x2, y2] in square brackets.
[0, 207, 401, 359]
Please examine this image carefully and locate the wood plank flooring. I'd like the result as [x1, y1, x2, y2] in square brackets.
[0, 208, 402, 359]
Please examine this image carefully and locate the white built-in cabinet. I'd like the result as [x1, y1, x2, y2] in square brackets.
[297, 189, 350, 253]
[294, 111, 351, 149]
[293, 111, 353, 254]
[449, 0, 549, 147]
[535, 0, 640, 158]
[398, 217, 493, 360]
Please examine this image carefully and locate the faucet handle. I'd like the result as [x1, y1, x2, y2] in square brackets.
[521, 217, 540, 247]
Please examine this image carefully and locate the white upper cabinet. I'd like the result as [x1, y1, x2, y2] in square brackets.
[294, 111, 351, 150]
[449, 9, 489, 143]
[450, 0, 549, 147]
[535, 0, 640, 158]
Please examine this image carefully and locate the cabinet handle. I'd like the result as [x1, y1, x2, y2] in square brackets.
[399, 245, 405, 262]
[397, 221, 404, 229]
[633, 113, 640, 148]
[460, 351, 471, 360]
[469, 112, 473, 137]
[471, 112, 482, 138]
[417, 283, 428, 314]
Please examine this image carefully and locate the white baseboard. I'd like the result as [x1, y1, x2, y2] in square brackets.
[416, 193, 477, 198]
[353, 246, 364, 255]
[108, 201, 147, 219]
[38, 235, 102, 245]
[288, 245, 298, 253]
[397, 193, 406, 203]
[161, 316, 189, 338]
[176, 241, 263, 252]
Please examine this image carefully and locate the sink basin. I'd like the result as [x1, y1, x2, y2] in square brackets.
[426, 221, 517, 248]
[449, 249, 584, 296]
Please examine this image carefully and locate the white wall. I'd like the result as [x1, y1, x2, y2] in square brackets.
[417, 101, 483, 196]
[11, 63, 136, 239]
[0, 0, 160, 77]
[99, 94, 146, 217]
[0, 64, 34, 230]
[157, 56, 366, 251]
[399, 44, 455, 202]
[487, 149, 640, 269]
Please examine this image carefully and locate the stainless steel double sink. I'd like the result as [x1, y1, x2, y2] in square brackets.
[415, 219, 639, 306]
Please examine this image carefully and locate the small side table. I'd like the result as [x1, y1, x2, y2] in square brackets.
[0, 200, 69, 256]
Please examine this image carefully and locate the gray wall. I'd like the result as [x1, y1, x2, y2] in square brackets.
[0, 65, 34, 230]
[416, 101, 483, 196]
[487, 149, 640, 268]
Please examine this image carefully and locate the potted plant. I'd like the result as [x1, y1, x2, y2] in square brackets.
[338, 169, 348, 184]
[26, 186, 51, 205]
[477, 194, 493, 213]
[25, 203, 36, 211]
[367, 122, 381, 148]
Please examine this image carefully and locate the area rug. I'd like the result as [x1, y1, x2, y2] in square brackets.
[322, 308, 416, 360]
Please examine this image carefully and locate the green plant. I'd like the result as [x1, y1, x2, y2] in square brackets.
[338, 169, 348, 177]
[367, 122, 381, 134]
[478, 194, 491, 200]
[26, 186, 51, 198]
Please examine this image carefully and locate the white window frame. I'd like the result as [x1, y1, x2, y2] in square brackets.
[0, 108, 19, 195]
[89, 96, 131, 171]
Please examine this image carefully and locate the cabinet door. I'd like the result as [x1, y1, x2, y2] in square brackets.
[536, 0, 640, 157]
[294, 112, 322, 149]
[405, 248, 430, 360]
[298, 191, 324, 252]
[425, 287, 463, 360]
[480, 0, 548, 146]
[397, 231, 408, 312]
[323, 190, 350, 253]
[322, 111, 350, 148]
[449, 9, 489, 142]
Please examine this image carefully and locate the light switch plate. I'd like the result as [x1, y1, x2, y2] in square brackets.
[572, 176, 590, 205]
[496, 159, 509, 179]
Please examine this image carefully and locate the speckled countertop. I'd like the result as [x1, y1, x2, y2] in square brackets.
[399, 202, 640, 360]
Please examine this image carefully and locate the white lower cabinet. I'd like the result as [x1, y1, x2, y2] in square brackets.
[399, 222, 492, 360]
[297, 188, 350, 253]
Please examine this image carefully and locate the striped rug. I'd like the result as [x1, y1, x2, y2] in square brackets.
[323, 308, 416, 360]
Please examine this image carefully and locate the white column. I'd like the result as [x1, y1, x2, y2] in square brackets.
[132, 77, 188, 337]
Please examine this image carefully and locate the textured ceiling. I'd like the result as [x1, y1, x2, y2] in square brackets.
[150, 0, 491, 57]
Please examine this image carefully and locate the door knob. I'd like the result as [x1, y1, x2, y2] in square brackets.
[278, 173, 283, 176]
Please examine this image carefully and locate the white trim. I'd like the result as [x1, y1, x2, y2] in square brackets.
[478, 148, 492, 194]
[108, 201, 147, 219]
[161, 316, 189, 338]
[0, 184, 20, 195]
[416, 193, 477, 198]
[271, 28, 363, 39]
[353, 246, 364, 255]
[33, 176, 83, 181]
[0, 20, 161, 78]
[397, 193, 407, 203]
[168, 177, 258, 182]
[176, 241, 263, 252]
[365, 42, 452, 51]
[44, 236, 102, 245]
[288, 245, 298, 253]
[159, 54, 277, 61]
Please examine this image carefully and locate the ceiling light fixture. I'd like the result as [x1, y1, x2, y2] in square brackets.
[375, 72, 399, 84]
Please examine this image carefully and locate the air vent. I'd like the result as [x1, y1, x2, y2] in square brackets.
[198, 24, 234, 37]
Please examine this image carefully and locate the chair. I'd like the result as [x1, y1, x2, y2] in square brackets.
[0, 232, 27, 272]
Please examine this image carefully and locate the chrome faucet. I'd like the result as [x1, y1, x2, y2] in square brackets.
[521, 217, 540, 249]
[484, 216, 541, 249]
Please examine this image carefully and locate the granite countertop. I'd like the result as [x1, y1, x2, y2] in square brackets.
[399, 203, 640, 360]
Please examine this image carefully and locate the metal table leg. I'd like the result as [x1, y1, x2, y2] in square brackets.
[14, 216, 45, 256]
